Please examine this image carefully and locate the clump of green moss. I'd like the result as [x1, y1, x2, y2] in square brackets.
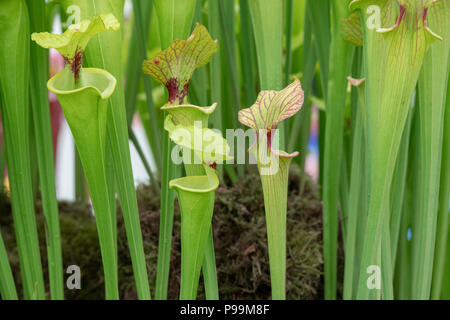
[0, 165, 324, 299]
[208, 165, 323, 299]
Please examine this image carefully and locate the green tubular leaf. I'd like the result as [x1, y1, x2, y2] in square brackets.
[217, 0, 241, 131]
[124, 0, 153, 126]
[162, 81, 221, 299]
[171, 165, 219, 299]
[152, 0, 197, 299]
[343, 78, 366, 300]
[57, 0, 152, 300]
[170, 164, 220, 193]
[322, 0, 353, 300]
[389, 109, 413, 267]
[352, 0, 438, 299]
[143, 24, 218, 105]
[0, 0, 46, 300]
[48, 67, 119, 299]
[414, 0, 450, 299]
[155, 131, 178, 300]
[48, 67, 116, 97]
[27, 0, 64, 300]
[432, 72, 450, 299]
[163, 100, 225, 300]
[238, 81, 303, 299]
[394, 108, 421, 299]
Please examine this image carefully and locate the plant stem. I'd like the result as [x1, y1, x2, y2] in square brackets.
[288, 9, 316, 167]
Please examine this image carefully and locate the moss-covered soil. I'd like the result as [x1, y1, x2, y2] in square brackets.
[0, 166, 327, 300]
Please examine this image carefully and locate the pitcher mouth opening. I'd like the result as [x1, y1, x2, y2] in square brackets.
[169, 174, 219, 193]
[47, 67, 117, 99]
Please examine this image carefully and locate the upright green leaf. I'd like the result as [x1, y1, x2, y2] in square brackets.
[238, 80, 304, 300]
[48, 67, 119, 299]
[248, 0, 283, 91]
[414, 0, 450, 299]
[56, 0, 152, 299]
[208, 0, 223, 132]
[26, 0, 64, 300]
[350, 0, 439, 299]
[343, 77, 366, 300]
[321, 0, 353, 299]
[33, 13, 121, 299]
[149, 2, 200, 297]
[0, 0, 45, 300]
[145, 24, 223, 299]
[132, 0, 163, 172]
[218, 0, 240, 131]
[238, 0, 258, 107]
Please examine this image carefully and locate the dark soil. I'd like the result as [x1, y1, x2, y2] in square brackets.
[0, 166, 324, 300]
